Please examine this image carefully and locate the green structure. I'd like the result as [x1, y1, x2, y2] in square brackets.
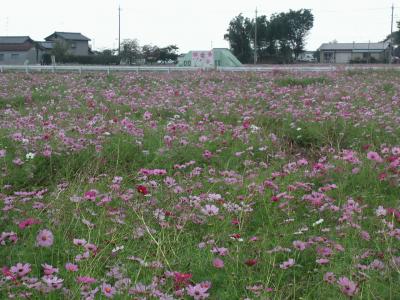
[177, 48, 242, 68]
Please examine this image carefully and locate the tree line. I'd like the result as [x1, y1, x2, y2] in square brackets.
[224, 9, 314, 64]
[47, 39, 179, 65]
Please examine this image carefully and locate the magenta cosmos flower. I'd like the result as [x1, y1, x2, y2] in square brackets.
[36, 229, 54, 247]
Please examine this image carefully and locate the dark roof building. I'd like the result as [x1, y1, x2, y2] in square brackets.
[45, 32, 90, 41]
[44, 32, 91, 56]
[0, 36, 43, 65]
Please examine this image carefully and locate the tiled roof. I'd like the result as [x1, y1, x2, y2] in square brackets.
[0, 36, 32, 44]
[0, 36, 35, 51]
[319, 42, 389, 51]
[45, 32, 90, 41]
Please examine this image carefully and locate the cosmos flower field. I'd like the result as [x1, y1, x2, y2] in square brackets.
[0, 70, 399, 299]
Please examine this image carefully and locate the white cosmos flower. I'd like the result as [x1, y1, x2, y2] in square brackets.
[26, 152, 36, 160]
[312, 219, 324, 226]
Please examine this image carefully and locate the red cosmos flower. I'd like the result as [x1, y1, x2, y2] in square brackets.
[2, 266, 16, 281]
[231, 219, 240, 226]
[242, 120, 251, 129]
[18, 218, 41, 229]
[362, 144, 372, 151]
[245, 259, 258, 266]
[136, 185, 148, 195]
[378, 172, 387, 181]
[173, 272, 192, 290]
[271, 195, 279, 202]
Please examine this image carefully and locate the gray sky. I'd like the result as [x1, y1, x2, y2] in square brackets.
[1, 0, 397, 52]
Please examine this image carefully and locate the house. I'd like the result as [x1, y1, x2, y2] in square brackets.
[318, 42, 390, 63]
[45, 32, 91, 56]
[0, 36, 43, 65]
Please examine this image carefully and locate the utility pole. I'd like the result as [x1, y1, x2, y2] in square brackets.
[254, 7, 257, 65]
[118, 5, 121, 56]
[390, 4, 394, 64]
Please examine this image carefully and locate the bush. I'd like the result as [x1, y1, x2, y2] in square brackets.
[59, 54, 120, 65]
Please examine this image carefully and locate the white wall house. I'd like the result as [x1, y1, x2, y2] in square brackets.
[318, 42, 390, 63]
[0, 36, 42, 65]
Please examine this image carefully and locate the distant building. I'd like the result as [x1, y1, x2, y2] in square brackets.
[45, 32, 91, 56]
[318, 42, 390, 63]
[0, 36, 43, 65]
[297, 51, 316, 62]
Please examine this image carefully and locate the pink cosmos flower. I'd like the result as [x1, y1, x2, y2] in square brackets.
[211, 247, 228, 256]
[366, 151, 383, 163]
[73, 238, 87, 246]
[36, 229, 54, 247]
[102, 283, 116, 298]
[316, 258, 330, 265]
[143, 111, 152, 120]
[293, 240, 307, 251]
[279, 258, 295, 269]
[212, 258, 224, 269]
[186, 283, 210, 299]
[42, 275, 63, 289]
[201, 204, 219, 216]
[360, 231, 371, 241]
[337, 277, 358, 297]
[203, 150, 213, 159]
[0, 149, 6, 158]
[323, 272, 336, 284]
[76, 276, 97, 284]
[65, 263, 78, 272]
[10, 263, 31, 277]
[42, 263, 58, 275]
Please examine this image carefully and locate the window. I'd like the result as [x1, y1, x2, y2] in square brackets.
[0, 54, 4, 61]
[323, 52, 334, 63]
[11, 53, 19, 59]
[71, 43, 76, 49]
[183, 60, 191, 66]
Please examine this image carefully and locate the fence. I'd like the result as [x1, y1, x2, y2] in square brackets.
[1, 64, 400, 74]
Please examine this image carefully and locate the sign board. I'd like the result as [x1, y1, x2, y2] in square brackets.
[191, 51, 214, 68]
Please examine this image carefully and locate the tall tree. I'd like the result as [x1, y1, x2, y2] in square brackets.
[286, 9, 314, 59]
[51, 40, 70, 62]
[224, 14, 253, 63]
[142, 45, 160, 64]
[120, 39, 141, 65]
[158, 45, 179, 64]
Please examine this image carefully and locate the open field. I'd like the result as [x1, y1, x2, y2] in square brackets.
[0, 70, 399, 299]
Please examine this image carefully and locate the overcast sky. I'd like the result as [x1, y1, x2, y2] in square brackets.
[0, 0, 397, 52]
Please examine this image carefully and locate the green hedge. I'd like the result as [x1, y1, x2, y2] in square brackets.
[59, 55, 120, 65]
